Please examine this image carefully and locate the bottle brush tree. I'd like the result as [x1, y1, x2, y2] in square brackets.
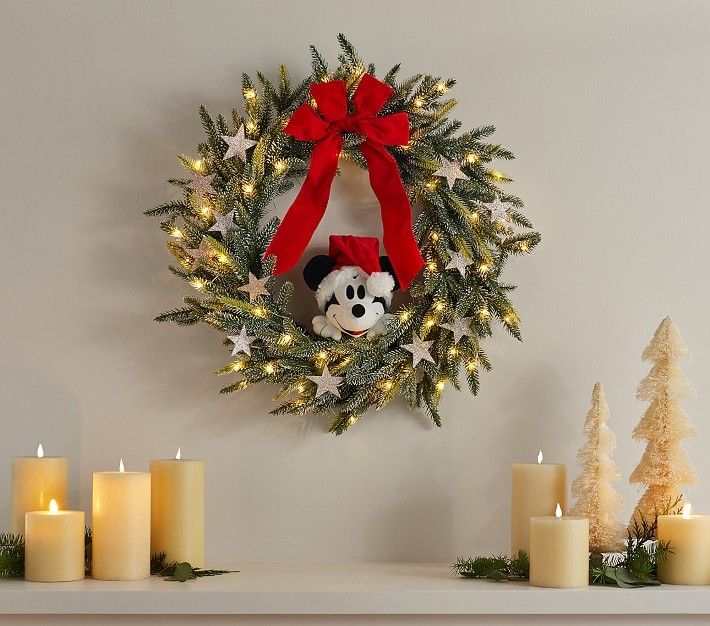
[629, 316, 698, 530]
[571, 382, 625, 553]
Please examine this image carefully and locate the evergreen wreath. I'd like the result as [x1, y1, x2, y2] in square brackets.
[146, 35, 540, 434]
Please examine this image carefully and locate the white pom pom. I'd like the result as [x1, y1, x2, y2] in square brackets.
[367, 272, 395, 298]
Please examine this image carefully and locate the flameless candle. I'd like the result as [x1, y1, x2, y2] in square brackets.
[657, 503, 710, 585]
[529, 503, 589, 588]
[511, 450, 567, 555]
[24, 499, 84, 582]
[150, 447, 205, 567]
[10, 444, 68, 534]
[92, 458, 151, 581]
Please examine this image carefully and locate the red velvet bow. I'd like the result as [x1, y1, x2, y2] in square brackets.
[264, 73, 423, 290]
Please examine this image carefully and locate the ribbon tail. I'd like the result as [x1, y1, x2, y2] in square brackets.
[265, 134, 343, 275]
[360, 142, 423, 291]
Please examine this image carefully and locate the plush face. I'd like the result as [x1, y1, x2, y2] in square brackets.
[323, 268, 388, 337]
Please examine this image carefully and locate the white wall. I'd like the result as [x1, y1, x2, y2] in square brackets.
[1, 0, 709, 562]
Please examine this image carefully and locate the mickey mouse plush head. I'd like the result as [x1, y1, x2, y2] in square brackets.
[303, 235, 399, 340]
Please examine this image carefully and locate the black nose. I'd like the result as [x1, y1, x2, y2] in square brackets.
[352, 304, 366, 318]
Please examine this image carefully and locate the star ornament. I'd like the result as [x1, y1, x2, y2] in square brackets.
[188, 173, 215, 197]
[209, 210, 236, 236]
[445, 249, 473, 277]
[221, 124, 257, 162]
[483, 196, 513, 226]
[433, 159, 468, 189]
[238, 272, 270, 302]
[228, 327, 255, 356]
[403, 332, 435, 367]
[185, 239, 212, 267]
[307, 364, 343, 398]
[440, 317, 474, 344]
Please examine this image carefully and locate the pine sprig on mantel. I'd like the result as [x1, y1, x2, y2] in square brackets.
[150, 552, 237, 582]
[0, 533, 24, 579]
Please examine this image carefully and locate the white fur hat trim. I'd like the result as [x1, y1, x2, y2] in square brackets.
[315, 266, 395, 310]
[366, 272, 395, 299]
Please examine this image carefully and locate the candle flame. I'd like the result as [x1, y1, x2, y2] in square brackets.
[37, 443, 44, 458]
[682, 502, 692, 518]
[119, 458, 125, 473]
[176, 447, 182, 460]
[537, 449, 543, 464]
[49, 499, 58, 513]
[555, 502, 562, 518]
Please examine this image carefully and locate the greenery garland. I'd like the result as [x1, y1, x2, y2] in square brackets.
[146, 35, 540, 434]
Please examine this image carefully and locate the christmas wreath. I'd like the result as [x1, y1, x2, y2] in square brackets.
[146, 35, 540, 434]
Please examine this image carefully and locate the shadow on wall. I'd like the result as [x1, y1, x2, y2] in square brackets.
[0, 366, 83, 531]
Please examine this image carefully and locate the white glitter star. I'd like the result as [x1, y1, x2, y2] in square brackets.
[402, 332, 435, 367]
[221, 124, 257, 162]
[440, 317, 474, 344]
[482, 196, 513, 225]
[445, 249, 473, 277]
[228, 327, 255, 356]
[209, 210, 236, 236]
[188, 173, 215, 197]
[433, 159, 468, 189]
[307, 364, 343, 398]
[238, 272, 270, 302]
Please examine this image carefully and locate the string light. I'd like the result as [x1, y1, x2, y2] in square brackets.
[435, 379, 446, 392]
[519, 241, 529, 252]
[424, 318, 435, 329]
[347, 416, 358, 426]
[430, 231, 439, 242]
[189, 277, 206, 291]
[469, 211, 479, 224]
[231, 360, 245, 372]
[246, 120, 257, 133]
[478, 307, 490, 321]
[399, 310, 412, 322]
[170, 227, 184, 239]
[279, 333, 293, 346]
[193, 158, 204, 172]
[263, 362, 276, 375]
[200, 205, 212, 218]
[425, 179, 437, 191]
[491, 170, 503, 181]
[478, 262, 490, 275]
[317, 350, 328, 361]
[244, 88, 257, 100]
[400, 142, 411, 150]
[217, 254, 229, 264]
[466, 360, 477, 372]
[413, 97, 424, 108]
[434, 301, 445, 312]
[252, 306, 266, 318]
[382, 380, 394, 391]
[448, 346, 459, 357]
[242, 182, 255, 197]
[465, 152, 478, 164]
[435, 81, 448, 93]
[504, 312, 518, 326]
[274, 159, 287, 174]
[296, 383, 306, 393]
[427, 261, 437, 272]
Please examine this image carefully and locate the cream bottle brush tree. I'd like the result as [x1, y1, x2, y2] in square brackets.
[628, 316, 698, 531]
[570, 382, 625, 553]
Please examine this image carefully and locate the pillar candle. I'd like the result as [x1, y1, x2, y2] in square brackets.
[24, 499, 84, 582]
[511, 450, 567, 555]
[529, 504, 589, 588]
[92, 459, 151, 581]
[150, 448, 205, 567]
[10, 444, 68, 534]
[657, 504, 710, 585]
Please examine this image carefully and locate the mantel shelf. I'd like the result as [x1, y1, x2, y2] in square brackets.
[1, 562, 709, 616]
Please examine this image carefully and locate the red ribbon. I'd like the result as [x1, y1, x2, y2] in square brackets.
[264, 73, 423, 291]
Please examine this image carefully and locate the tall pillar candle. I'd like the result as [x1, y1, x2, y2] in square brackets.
[511, 450, 567, 555]
[150, 448, 205, 567]
[92, 459, 151, 581]
[529, 504, 589, 588]
[10, 444, 68, 534]
[24, 499, 85, 582]
[657, 504, 710, 585]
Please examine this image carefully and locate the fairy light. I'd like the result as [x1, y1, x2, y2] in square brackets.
[217, 254, 229, 264]
[424, 318, 435, 329]
[310, 97, 318, 109]
[252, 306, 266, 318]
[430, 231, 439, 242]
[427, 261, 437, 272]
[200, 205, 212, 218]
[399, 310, 412, 322]
[296, 383, 306, 393]
[317, 350, 328, 361]
[434, 301, 445, 312]
[448, 346, 459, 357]
[244, 88, 257, 100]
[413, 97, 424, 108]
[435, 81, 448, 94]
[435, 379, 446, 392]
[466, 359, 477, 372]
[504, 312, 518, 325]
[274, 159, 287, 174]
[425, 179, 438, 191]
[491, 170, 503, 181]
[400, 142, 411, 150]
[478, 307, 490, 321]
[230, 360, 245, 372]
[382, 380, 394, 391]
[242, 182, 255, 197]
[469, 211, 480, 224]
[465, 152, 478, 164]
[246, 120, 257, 133]
[193, 158, 204, 172]
[478, 262, 490, 275]
[170, 227, 184, 239]
[279, 333, 293, 346]
[347, 416, 358, 426]
[519, 240, 529, 252]
[189, 277, 206, 291]
[263, 362, 276, 375]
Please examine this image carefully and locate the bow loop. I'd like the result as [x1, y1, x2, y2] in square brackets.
[358, 112, 409, 146]
[310, 80, 348, 121]
[284, 104, 330, 141]
[352, 73, 395, 117]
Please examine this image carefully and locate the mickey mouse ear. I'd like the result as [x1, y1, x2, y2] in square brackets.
[367, 272, 395, 298]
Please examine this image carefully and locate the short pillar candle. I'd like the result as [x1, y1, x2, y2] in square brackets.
[92, 459, 151, 581]
[150, 448, 205, 567]
[657, 504, 710, 585]
[511, 450, 567, 555]
[24, 499, 84, 582]
[10, 444, 68, 534]
[529, 504, 589, 588]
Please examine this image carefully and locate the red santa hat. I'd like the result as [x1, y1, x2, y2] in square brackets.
[315, 235, 396, 308]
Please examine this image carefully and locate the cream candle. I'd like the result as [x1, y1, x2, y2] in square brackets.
[657, 503, 710, 585]
[10, 444, 68, 534]
[150, 447, 205, 567]
[529, 503, 589, 588]
[24, 499, 84, 582]
[92, 458, 151, 581]
[511, 450, 567, 555]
